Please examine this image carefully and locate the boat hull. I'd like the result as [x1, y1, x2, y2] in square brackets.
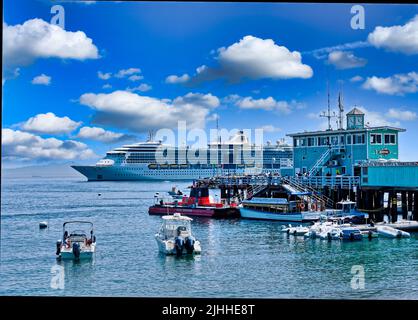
[240, 207, 321, 222]
[155, 237, 202, 255]
[149, 205, 240, 218]
[59, 250, 95, 260]
[58, 243, 96, 260]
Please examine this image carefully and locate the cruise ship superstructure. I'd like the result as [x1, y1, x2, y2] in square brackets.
[71, 131, 293, 181]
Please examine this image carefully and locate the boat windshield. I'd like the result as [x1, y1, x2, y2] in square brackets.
[337, 202, 356, 213]
[161, 220, 191, 238]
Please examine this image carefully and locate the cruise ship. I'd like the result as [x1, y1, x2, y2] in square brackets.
[71, 131, 293, 181]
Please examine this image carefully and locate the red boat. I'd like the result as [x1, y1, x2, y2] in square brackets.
[149, 186, 240, 218]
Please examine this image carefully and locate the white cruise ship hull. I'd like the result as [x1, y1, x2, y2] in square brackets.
[72, 165, 280, 181]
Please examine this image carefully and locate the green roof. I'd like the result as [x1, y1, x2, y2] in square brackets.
[347, 107, 364, 115]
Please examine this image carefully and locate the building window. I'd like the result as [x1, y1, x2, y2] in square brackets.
[307, 137, 315, 147]
[370, 133, 382, 144]
[346, 135, 352, 145]
[353, 134, 365, 144]
[384, 134, 396, 144]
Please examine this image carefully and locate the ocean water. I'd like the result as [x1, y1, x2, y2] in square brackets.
[1, 177, 417, 299]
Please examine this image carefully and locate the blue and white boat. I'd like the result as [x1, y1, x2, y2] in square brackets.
[240, 197, 323, 222]
[327, 200, 368, 224]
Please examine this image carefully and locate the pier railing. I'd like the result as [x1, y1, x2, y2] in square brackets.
[204, 174, 360, 190]
[286, 176, 360, 189]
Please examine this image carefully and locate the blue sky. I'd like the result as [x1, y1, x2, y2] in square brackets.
[3, 1, 418, 166]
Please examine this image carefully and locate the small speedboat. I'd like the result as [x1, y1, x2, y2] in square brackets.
[56, 221, 96, 260]
[319, 227, 342, 241]
[155, 213, 201, 256]
[376, 225, 410, 238]
[287, 225, 310, 236]
[340, 227, 362, 241]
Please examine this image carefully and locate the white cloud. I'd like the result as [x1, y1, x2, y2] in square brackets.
[233, 96, 292, 114]
[76, 126, 136, 143]
[258, 125, 282, 133]
[20, 112, 82, 134]
[357, 107, 401, 127]
[327, 51, 367, 69]
[3, 18, 99, 68]
[165, 74, 190, 84]
[102, 83, 112, 89]
[169, 35, 312, 84]
[387, 108, 417, 121]
[304, 41, 370, 59]
[98, 71, 111, 80]
[79, 90, 220, 132]
[115, 68, 141, 78]
[31, 74, 51, 85]
[128, 75, 144, 81]
[350, 75, 364, 82]
[362, 72, 418, 95]
[2, 128, 96, 161]
[126, 83, 152, 92]
[368, 15, 418, 55]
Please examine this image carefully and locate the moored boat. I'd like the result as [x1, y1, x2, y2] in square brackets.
[240, 196, 323, 222]
[376, 225, 410, 238]
[155, 213, 201, 256]
[149, 186, 240, 218]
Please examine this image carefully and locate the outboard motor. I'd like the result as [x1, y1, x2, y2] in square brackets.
[56, 240, 62, 255]
[72, 242, 81, 259]
[175, 236, 184, 256]
[185, 236, 195, 254]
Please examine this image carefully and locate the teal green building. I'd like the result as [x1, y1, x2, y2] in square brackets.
[287, 108, 405, 177]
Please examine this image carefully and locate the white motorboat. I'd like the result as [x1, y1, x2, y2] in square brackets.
[56, 221, 96, 260]
[376, 225, 410, 238]
[319, 226, 343, 240]
[287, 225, 310, 236]
[155, 213, 201, 256]
[304, 221, 334, 239]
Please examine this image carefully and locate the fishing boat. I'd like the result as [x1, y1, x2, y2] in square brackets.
[155, 213, 201, 256]
[56, 221, 96, 260]
[327, 200, 368, 224]
[376, 225, 410, 238]
[149, 185, 240, 218]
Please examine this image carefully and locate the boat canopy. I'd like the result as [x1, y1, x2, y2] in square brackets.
[63, 221, 93, 230]
[243, 197, 288, 205]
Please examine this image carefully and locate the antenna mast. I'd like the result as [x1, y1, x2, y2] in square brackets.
[338, 90, 344, 130]
[320, 81, 336, 130]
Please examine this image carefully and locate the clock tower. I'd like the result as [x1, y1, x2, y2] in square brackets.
[346, 107, 365, 129]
